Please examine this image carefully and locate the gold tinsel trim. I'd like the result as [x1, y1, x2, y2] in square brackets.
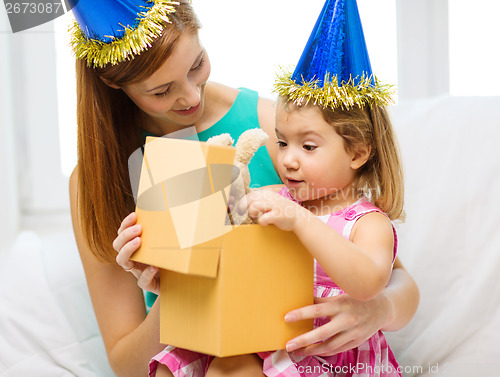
[274, 68, 395, 110]
[70, 0, 179, 68]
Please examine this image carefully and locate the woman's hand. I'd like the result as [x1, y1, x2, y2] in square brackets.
[113, 212, 160, 295]
[284, 294, 391, 357]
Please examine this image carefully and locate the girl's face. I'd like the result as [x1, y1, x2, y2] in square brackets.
[120, 31, 211, 133]
[275, 105, 364, 211]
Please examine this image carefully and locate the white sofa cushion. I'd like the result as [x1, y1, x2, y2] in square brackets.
[0, 231, 115, 377]
[386, 95, 500, 377]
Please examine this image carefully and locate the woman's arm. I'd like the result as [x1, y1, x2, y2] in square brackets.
[69, 167, 165, 377]
[378, 256, 419, 331]
[284, 256, 419, 356]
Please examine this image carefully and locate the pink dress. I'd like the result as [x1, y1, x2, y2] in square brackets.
[149, 188, 401, 377]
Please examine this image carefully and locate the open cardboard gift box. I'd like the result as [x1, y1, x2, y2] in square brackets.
[131, 136, 314, 357]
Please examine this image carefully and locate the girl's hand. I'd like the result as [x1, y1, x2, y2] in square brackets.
[284, 294, 390, 356]
[113, 212, 160, 295]
[242, 189, 306, 231]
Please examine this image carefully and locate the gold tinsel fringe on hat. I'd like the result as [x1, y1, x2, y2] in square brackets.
[70, 0, 179, 68]
[274, 68, 395, 110]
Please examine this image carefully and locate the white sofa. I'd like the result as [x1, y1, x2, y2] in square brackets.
[1, 95, 499, 377]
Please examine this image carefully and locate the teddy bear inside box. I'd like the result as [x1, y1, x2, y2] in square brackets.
[131, 135, 314, 357]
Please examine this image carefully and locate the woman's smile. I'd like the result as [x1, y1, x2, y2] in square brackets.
[172, 102, 200, 116]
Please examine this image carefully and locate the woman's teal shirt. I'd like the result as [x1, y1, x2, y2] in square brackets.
[142, 88, 281, 310]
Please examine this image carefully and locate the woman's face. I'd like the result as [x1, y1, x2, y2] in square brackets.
[120, 31, 211, 132]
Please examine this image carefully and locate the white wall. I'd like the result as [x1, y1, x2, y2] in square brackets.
[0, 8, 19, 254]
[1, 17, 69, 211]
[12, 21, 69, 214]
[397, 0, 449, 99]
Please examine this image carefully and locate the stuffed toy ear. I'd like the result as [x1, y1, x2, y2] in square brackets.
[233, 129, 269, 191]
[206, 129, 269, 225]
[230, 128, 269, 225]
[234, 129, 269, 166]
[206, 133, 234, 147]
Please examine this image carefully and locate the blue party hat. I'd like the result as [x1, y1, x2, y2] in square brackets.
[274, 0, 393, 110]
[68, 0, 178, 68]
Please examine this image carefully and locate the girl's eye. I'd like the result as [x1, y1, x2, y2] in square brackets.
[277, 141, 287, 148]
[303, 144, 317, 151]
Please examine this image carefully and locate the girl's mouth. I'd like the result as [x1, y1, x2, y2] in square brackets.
[173, 102, 200, 116]
[286, 178, 303, 187]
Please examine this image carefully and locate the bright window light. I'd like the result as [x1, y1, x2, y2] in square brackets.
[449, 0, 500, 96]
[357, 0, 398, 100]
[196, 0, 398, 100]
[54, 12, 77, 177]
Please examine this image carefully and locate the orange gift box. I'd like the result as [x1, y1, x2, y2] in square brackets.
[132, 137, 313, 357]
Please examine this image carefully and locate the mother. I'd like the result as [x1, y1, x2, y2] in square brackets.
[68, 1, 419, 376]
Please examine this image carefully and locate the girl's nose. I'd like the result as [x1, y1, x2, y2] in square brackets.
[282, 150, 299, 170]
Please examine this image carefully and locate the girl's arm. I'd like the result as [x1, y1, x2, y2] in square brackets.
[254, 98, 419, 355]
[296, 210, 395, 301]
[245, 190, 395, 301]
[70, 168, 165, 377]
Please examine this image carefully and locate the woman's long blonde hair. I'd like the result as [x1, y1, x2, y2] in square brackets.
[76, 0, 201, 262]
[279, 99, 405, 221]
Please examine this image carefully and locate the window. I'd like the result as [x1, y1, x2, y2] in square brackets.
[55, 12, 77, 177]
[196, 0, 398, 99]
[449, 0, 500, 96]
[357, 0, 398, 96]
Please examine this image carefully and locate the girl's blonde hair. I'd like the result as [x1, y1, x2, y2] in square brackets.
[76, 0, 201, 263]
[279, 98, 405, 221]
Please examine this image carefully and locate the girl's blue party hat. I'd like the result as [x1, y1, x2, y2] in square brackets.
[274, 0, 393, 110]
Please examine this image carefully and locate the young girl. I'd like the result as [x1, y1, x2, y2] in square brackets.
[152, 97, 405, 377]
[244, 97, 404, 377]
[153, 0, 405, 375]
[241, 0, 404, 374]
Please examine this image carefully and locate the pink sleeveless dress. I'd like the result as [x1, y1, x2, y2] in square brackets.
[149, 188, 401, 377]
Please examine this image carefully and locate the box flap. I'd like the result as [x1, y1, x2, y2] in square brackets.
[132, 137, 237, 278]
[132, 199, 223, 278]
[134, 248, 221, 278]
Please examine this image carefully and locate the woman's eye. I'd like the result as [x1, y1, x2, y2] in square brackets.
[191, 58, 205, 72]
[155, 88, 170, 97]
[303, 144, 317, 151]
